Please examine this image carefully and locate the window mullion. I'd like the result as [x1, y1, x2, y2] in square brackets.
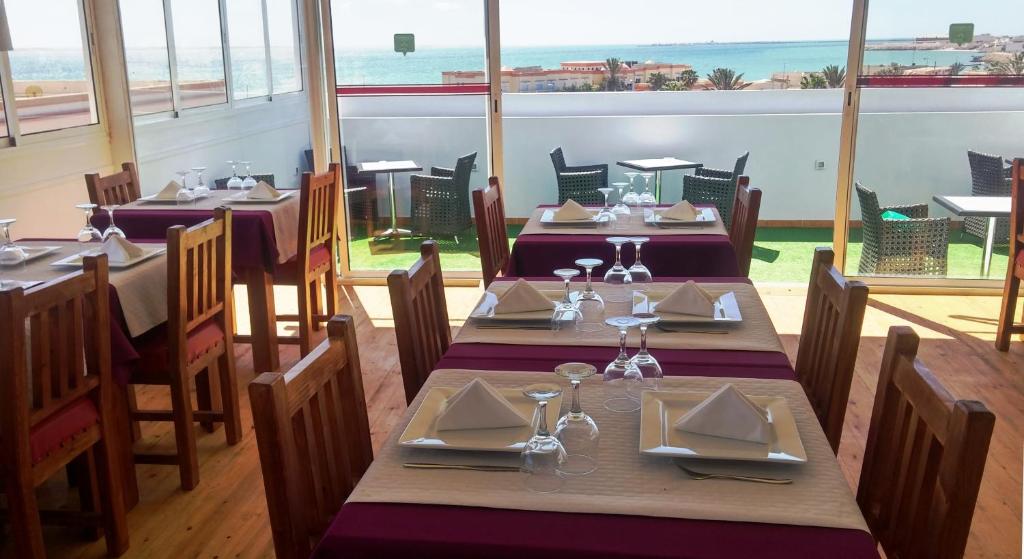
[218, 0, 235, 105]
[162, 0, 182, 116]
[261, 0, 273, 98]
[0, 52, 21, 143]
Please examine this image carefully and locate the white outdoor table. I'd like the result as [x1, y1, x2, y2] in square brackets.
[933, 195, 1012, 276]
[617, 157, 703, 202]
[357, 160, 423, 240]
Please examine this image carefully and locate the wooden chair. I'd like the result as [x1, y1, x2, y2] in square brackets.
[728, 176, 761, 277]
[129, 208, 240, 490]
[266, 163, 342, 357]
[0, 256, 129, 558]
[794, 247, 868, 452]
[858, 326, 994, 559]
[249, 315, 372, 559]
[85, 162, 141, 206]
[388, 240, 451, 404]
[472, 176, 510, 288]
[996, 158, 1023, 351]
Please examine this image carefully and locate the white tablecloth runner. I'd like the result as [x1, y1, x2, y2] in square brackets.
[519, 206, 728, 237]
[348, 369, 869, 533]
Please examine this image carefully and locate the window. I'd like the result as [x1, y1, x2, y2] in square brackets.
[170, 0, 228, 109]
[121, 0, 174, 116]
[267, 0, 302, 93]
[5, 0, 98, 134]
[226, 0, 269, 100]
[0, 81, 8, 138]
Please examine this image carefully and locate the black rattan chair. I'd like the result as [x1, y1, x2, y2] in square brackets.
[411, 152, 477, 239]
[214, 173, 275, 189]
[965, 150, 1012, 244]
[550, 147, 606, 204]
[855, 183, 950, 277]
[696, 151, 749, 182]
[339, 146, 380, 237]
[682, 174, 738, 229]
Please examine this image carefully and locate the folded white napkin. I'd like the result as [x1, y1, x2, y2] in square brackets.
[100, 236, 145, 264]
[247, 181, 281, 200]
[435, 378, 530, 431]
[661, 200, 699, 221]
[552, 199, 593, 221]
[675, 384, 771, 443]
[493, 279, 553, 314]
[154, 180, 182, 200]
[657, 280, 716, 316]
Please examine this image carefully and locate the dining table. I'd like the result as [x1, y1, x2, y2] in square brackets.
[617, 157, 704, 202]
[314, 277, 879, 559]
[90, 189, 300, 373]
[508, 205, 740, 278]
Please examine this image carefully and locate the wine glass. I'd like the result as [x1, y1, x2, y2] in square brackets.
[574, 258, 604, 333]
[241, 161, 257, 190]
[610, 182, 631, 215]
[554, 378, 599, 475]
[639, 172, 656, 206]
[100, 205, 125, 241]
[596, 187, 616, 226]
[627, 237, 653, 291]
[603, 316, 643, 413]
[521, 400, 567, 493]
[75, 203, 102, 247]
[602, 237, 633, 303]
[175, 170, 194, 205]
[0, 218, 28, 265]
[553, 268, 582, 331]
[622, 172, 640, 206]
[191, 166, 210, 198]
[226, 161, 243, 190]
[629, 312, 663, 393]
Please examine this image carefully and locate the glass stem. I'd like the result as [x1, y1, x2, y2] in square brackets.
[639, 325, 648, 355]
[585, 268, 593, 292]
[536, 401, 549, 436]
[107, 209, 115, 229]
[563, 277, 571, 305]
[614, 244, 622, 267]
[634, 243, 643, 266]
[618, 328, 628, 361]
[569, 380, 583, 415]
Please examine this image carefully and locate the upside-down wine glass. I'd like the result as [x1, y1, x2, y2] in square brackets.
[627, 236, 652, 291]
[596, 187, 616, 227]
[629, 312, 663, 393]
[553, 363, 599, 475]
[553, 268, 582, 331]
[100, 205, 125, 241]
[175, 170, 194, 205]
[75, 203, 102, 248]
[603, 316, 643, 413]
[226, 161, 243, 190]
[191, 166, 210, 198]
[521, 400, 567, 493]
[574, 258, 604, 333]
[611, 182, 631, 216]
[622, 172, 640, 206]
[602, 237, 633, 303]
[639, 172, 656, 206]
[241, 161, 257, 190]
[0, 219, 28, 289]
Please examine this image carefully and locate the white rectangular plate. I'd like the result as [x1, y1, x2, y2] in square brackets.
[50, 247, 166, 269]
[399, 386, 563, 452]
[640, 390, 807, 464]
[539, 208, 599, 227]
[137, 194, 185, 204]
[224, 190, 295, 204]
[632, 290, 742, 324]
[645, 207, 716, 228]
[0, 245, 61, 267]
[469, 289, 578, 325]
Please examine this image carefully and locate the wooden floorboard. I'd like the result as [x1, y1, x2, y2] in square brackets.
[5, 283, 1021, 558]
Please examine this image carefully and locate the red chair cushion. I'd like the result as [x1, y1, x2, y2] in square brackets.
[272, 244, 332, 284]
[134, 319, 225, 374]
[29, 397, 99, 465]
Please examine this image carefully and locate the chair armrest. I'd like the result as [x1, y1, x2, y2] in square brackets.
[881, 217, 950, 246]
[880, 203, 929, 218]
[411, 173, 456, 193]
[558, 170, 605, 180]
[695, 167, 733, 180]
[431, 166, 456, 178]
[564, 163, 608, 174]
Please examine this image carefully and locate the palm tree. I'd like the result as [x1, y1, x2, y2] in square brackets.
[706, 67, 749, 90]
[676, 69, 699, 90]
[647, 72, 669, 91]
[876, 63, 904, 77]
[987, 52, 1024, 76]
[800, 73, 828, 89]
[948, 61, 967, 76]
[605, 57, 623, 91]
[821, 64, 846, 88]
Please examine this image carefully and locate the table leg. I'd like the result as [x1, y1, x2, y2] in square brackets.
[375, 172, 412, 240]
[982, 216, 996, 277]
[654, 170, 663, 203]
[245, 267, 279, 373]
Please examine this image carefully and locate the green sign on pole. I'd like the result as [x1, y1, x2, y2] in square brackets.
[394, 33, 415, 56]
[949, 23, 974, 46]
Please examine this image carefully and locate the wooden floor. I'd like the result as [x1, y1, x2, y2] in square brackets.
[6, 283, 1022, 558]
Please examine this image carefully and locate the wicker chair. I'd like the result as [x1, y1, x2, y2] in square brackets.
[411, 152, 476, 238]
[682, 174, 738, 230]
[339, 146, 380, 237]
[695, 151, 749, 182]
[855, 183, 950, 277]
[965, 150, 1012, 244]
[550, 147, 606, 205]
[214, 174, 275, 189]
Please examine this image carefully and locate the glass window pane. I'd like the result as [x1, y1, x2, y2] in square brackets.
[120, 0, 174, 116]
[0, 81, 8, 137]
[170, 0, 228, 109]
[6, 0, 98, 134]
[267, 0, 301, 93]
[226, 0, 269, 99]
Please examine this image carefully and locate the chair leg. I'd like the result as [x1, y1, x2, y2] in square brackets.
[325, 269, 339, 320]
[297, 279, 314, 357]
[125, 386, 142, 442]
[71, 450, 102, 541]
[168, 372, 200, 490]
[6, 468, 47, 558]
[93, 423, 130, 556]
[194, 367, 221, 434]
[216, 351, 242, 445]
[996, 275, 1021, 351]
[311, 277, 323, 331]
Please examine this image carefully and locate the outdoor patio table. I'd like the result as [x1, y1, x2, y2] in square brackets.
[509, 205, 739, 278]
[91, 189, 300, 374]
[357, 160, 422, 241]
[617, 157, 703, 202]
[933, 195, 1011, 277]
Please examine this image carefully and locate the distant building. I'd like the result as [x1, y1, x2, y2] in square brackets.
[441, 60, 694, 92]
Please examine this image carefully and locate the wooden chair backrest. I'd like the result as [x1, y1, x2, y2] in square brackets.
[298, 163, 341, 275]
[249, 315, 373, 559]
[85, 162, 141, 206]
[794, 247, 868, 452]
[0, 256, 111, 475]
[387, 241, 451, 404]
[167, 207, 232, 357]
[728, 176, 761, 277]
[472, 176, 510, 288]
[857, 326, 994, 559]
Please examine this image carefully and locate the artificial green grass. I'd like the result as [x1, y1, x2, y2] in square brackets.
[347, 225, 1011, 282]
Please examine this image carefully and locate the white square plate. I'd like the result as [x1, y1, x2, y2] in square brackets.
[640, 390, 807, 464]
[50, 247, 166, 269]
[632, 289, 742, 324]
[0, 245, 61, 267]
[224, 190, 295, 204]
[137, 194, 186, 204]
[469, 289, 578, 325]
[399, 386, 563, 452]
[539, 208, 599, 227]
[645, 207, 717, 228]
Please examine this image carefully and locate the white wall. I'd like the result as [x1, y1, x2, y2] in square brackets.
[338, 88, 1024, 221]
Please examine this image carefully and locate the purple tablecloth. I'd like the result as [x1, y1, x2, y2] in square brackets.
[92, 209, 279, 271]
